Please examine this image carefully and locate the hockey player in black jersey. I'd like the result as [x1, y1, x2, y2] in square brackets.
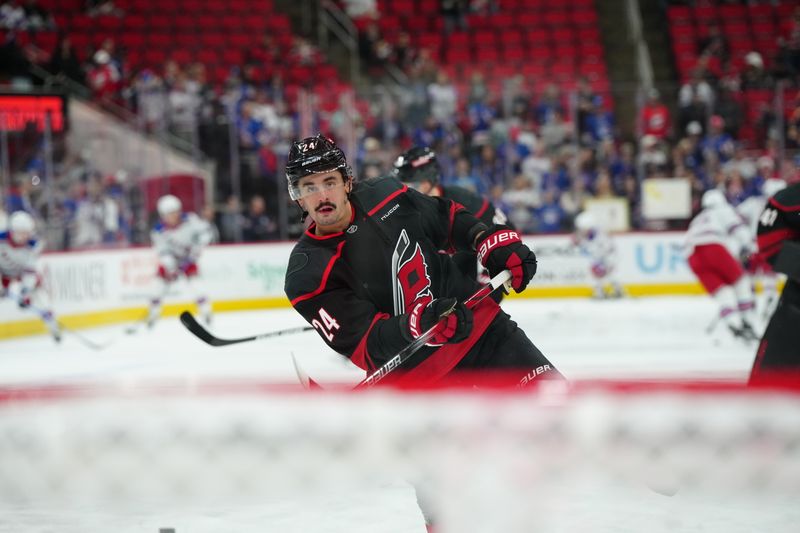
[283, 134, 561, 387]
[393, 146, 510, 301]
[749, 181, 800, 385]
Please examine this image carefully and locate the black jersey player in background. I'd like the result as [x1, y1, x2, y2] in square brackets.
[392, 146, 510, 300]
[749, 181, 800, 385]
[283, 134, 562, 388]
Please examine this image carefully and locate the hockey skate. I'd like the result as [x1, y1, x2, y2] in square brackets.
[728, 322, 759, 342]
[42, 311, 62, 343]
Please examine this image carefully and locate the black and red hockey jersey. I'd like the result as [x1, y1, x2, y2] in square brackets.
[284, 175, 500, 383]
[438, 185, 507, 227]
[756, 182, 800, 267]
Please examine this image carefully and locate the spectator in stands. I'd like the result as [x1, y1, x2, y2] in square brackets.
[446, 156, 485, 195]
[87, 49, 121, 102]
[560, 172, 590, 224]
[472, 144, 506, 190]
[535, 83, 564, 127]
[71, 177, 120, 248]
[217, 195, 244, 243]
[536, 188, 567, 233]
[440, 0, 467, 35]
[713, 81, 742, 139]
[427, 70, 457, 127]
[583, 95, 614, 146]
[466, 85, 495, 147]
[201, 205, 220, 244]
[502, 74, 529, 122]
[640, 88, 670, 141]
[167, 74, 200, 145]
[741, 51, 773, 90]
[247, 33, 282, 67]
[241, 195, 277, 242]
[575, 76, 597, 140]
[697, 24, 729, 65]
[467, 71, 489, 107]
[679, 70, 713, 133]
[701, 115, 735, 165]
[520, 143, 551, 193]
[539, 110, 571, 153]
[501, 174, 538, 233]
[47, 36, 85, 85]
[0, 1, 25, 29]
[0, 32, 31, 82]
[85, 0, 122, 17]
[787, 92, 800, 149]
[21, 0, 53, 30]
[131, 68, 166, 133]
[638, 134, 669, 178]
[778, 6, 800, 81]
[358, 21, 383, 76]
[392, 31, 416, 72]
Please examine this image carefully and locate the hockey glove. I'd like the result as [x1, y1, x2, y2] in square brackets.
[407, 297, 473, 346]
[477, 225, 537, 293]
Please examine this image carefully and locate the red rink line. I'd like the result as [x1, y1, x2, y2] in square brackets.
[0, 373, 798, 404]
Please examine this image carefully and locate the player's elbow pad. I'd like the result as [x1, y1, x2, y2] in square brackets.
[452, 210, 488, 252]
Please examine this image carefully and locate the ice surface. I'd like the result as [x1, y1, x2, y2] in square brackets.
[1, 296, 790, 533]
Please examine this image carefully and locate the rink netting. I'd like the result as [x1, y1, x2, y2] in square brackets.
[1, 381, 799, 532]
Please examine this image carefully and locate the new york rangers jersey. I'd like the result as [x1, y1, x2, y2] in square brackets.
[151, 213, 213, 267]
[0, 231, 43, 285]
[685, 202, 753, 257]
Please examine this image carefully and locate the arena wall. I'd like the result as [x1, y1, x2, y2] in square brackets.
[0, 232, 703, 339]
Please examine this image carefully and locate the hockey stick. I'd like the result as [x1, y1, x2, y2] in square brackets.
[294, 270, 513, 390]
[180, 310, 314, 347]
[5, 292, 112, 350]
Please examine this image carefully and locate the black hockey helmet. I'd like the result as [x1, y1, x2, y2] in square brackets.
[393, 146, 440, 186]
[286, 133, 353, 201]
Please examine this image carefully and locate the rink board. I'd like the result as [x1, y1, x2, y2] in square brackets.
[0, 233, 701, 338]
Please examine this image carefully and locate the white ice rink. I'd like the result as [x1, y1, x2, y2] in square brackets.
[1, 296, 797, 533]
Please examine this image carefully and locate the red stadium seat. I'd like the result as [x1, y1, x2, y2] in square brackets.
[747, 4, 774, 23]
[667, 6, 692, 26]
[693, 5, 718, 25]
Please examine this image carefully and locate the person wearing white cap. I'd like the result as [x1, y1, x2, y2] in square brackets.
[0, 211, 61, 342]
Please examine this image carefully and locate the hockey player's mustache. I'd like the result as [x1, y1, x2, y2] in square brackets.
[315, 202, 336, 212]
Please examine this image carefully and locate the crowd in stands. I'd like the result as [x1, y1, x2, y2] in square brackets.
[1, 0, 800, 250]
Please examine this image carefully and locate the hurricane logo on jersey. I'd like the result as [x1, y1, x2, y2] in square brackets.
[392, 230, 432, 315]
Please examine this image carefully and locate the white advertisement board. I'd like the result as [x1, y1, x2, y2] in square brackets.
[0, 234, 698, 333]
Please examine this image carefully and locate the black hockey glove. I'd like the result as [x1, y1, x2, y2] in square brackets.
[477, 225, 537, 293]
[407, 297, 473, 346]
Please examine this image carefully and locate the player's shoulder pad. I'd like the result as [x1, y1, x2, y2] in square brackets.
[352, 174, 407, 213]
[442, 184, 484, 213]
[284, 239, 342, 299]
[770, 183, 800, 210]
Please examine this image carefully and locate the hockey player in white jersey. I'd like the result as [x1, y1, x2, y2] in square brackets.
[0, 211, 61, 341]
[685, 189, 758, 341]
[735, 179, 787, 318]
[144, 195, 213, 328]
[572, 211, 624, 299]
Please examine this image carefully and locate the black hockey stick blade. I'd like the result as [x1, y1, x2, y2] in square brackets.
[180, 311, 314, 347]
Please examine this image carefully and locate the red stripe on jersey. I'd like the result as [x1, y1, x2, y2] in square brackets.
[367, 184, 408, 216]
[758, 228, 800, 259]
[474, 198, 490, 219]
[446, 201, 465, 252]
[290, 240, 346, 306]
[769, 196, 800, 211]
[349, 312, 390, 372]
